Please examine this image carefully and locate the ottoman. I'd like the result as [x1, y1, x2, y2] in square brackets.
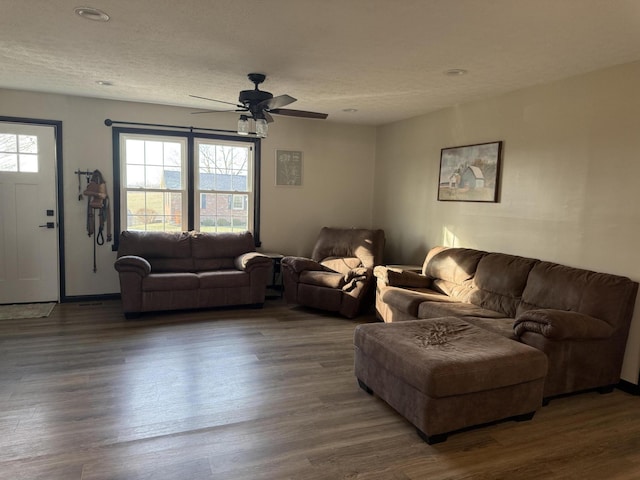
[354, 317, 548, 444]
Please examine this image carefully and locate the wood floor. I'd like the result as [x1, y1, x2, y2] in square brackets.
[2, 299, 640, 479]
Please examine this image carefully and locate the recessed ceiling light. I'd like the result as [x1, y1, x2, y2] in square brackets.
[342, 108, 358, 113]
[74, 6, 110, 22]
[445, 69, 468, 76]
[96, 80, 113, 86]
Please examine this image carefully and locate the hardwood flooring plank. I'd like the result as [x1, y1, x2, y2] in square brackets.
[1, 299, 639, 479]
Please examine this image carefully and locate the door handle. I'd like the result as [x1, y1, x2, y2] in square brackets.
[39, 222, 55, 229]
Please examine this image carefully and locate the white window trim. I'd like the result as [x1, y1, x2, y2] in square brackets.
[195, 138, 254, 232]
[119, 133, 188, 231]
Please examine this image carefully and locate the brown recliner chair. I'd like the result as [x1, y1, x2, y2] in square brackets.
[282, 227, 385, 318]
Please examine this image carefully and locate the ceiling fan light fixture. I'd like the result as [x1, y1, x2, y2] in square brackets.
[255, 118, 268, 138]
[190, 73, 327, 129]
[237, 115, 249, 135]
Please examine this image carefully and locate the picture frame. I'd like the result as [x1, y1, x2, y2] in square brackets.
[437, 141, 502, 202]
[275, 150, 303, 186]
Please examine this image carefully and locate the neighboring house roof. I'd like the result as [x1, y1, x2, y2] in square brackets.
[164, 170, 247, 191]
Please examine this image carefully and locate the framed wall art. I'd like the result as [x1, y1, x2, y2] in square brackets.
[437, 141, 502, 202]
[275, 150, 303, 186]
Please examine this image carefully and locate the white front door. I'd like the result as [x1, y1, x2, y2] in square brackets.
[0, 123, 59, 303]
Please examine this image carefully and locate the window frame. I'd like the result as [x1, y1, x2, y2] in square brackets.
[232, 194, 245, 210]
[195, 137, 254, 234]
[111, 126, 261, 250]
[0, 132, 39, 172]
[120, 133, 188, 232]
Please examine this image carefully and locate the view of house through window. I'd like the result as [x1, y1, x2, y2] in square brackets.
[122, 134, 187, 231]
[196, 139, 252, 232]
[117, 129, 258, 240]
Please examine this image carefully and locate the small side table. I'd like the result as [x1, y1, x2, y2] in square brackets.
[262, 252, 284, 298]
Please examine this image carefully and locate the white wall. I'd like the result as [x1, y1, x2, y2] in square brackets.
[0, 89, 376, 298]
[373, 61, 640, 384]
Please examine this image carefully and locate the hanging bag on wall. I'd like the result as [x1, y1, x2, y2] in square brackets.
[83, 170, 108, 208]
[83, 169, 112, 272]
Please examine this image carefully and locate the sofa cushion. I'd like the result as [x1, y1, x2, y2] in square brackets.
[424, 247, 486, 302]
[142, 273, 199, 291]
[198, 270, 251, 288]
[469, 253, 539, 317]
[150, 258, 196, 273]
[311, 227, 385, 269]
[118, 231, 194, 273]
[119, 231, 192, 258]
[191, 231, 255, 259]
[194, 258, 236, 271]
[464, 316, 518, 340]
[517, 261, 638, 328]
[417, 301, 506, 320]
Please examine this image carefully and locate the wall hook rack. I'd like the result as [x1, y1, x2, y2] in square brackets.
[74, 169, 96, 201]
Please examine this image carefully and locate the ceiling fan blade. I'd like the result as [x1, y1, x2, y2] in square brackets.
[260, 94, 297, 110]
[263, 111, 274, 123]
[190, 105, 247, 114]
[190, 109, 240, 115]
[189, 94, 243, 108]
[270, 108, 328, 120]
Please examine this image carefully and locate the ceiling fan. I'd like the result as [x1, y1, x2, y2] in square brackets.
[190, 73, 328, 137]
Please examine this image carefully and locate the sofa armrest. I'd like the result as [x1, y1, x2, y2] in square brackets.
[281, 256, 329, 274]
[374, 265, 432, 288]
[514, 309, 614, 340]
[235, 252, 272, 272]
[379, 287, 431, 317]
[114, 255, 151, 277]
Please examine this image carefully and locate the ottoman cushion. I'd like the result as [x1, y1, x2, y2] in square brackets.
[354, 317, 547, 398]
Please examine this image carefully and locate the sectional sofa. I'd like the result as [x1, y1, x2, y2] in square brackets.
[355, 246, 638, 443]
[373, 246, 638, 398]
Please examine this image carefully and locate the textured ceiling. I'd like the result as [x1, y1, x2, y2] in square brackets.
[2, 0, 640, 126]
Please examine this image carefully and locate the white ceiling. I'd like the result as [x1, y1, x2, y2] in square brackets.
[2, 0, 640, 126]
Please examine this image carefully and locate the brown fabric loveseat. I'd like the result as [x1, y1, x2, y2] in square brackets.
[374, 246, 639, 399]
[114, 230, 271, 318]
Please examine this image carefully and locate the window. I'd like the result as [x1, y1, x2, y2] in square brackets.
[232, 195, 245, 210]
[113, 127, 261, 246]
[196, 139, 251, 232]
[0, 133, 38, 172]
[121, 134, 186, 231]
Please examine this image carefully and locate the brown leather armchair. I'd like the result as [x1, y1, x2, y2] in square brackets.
[282, 227, 385, 318]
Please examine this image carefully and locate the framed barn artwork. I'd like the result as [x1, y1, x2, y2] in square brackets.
[437, 141, 502, 202]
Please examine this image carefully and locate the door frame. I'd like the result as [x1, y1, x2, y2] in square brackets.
[0, 116, 65, 302]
